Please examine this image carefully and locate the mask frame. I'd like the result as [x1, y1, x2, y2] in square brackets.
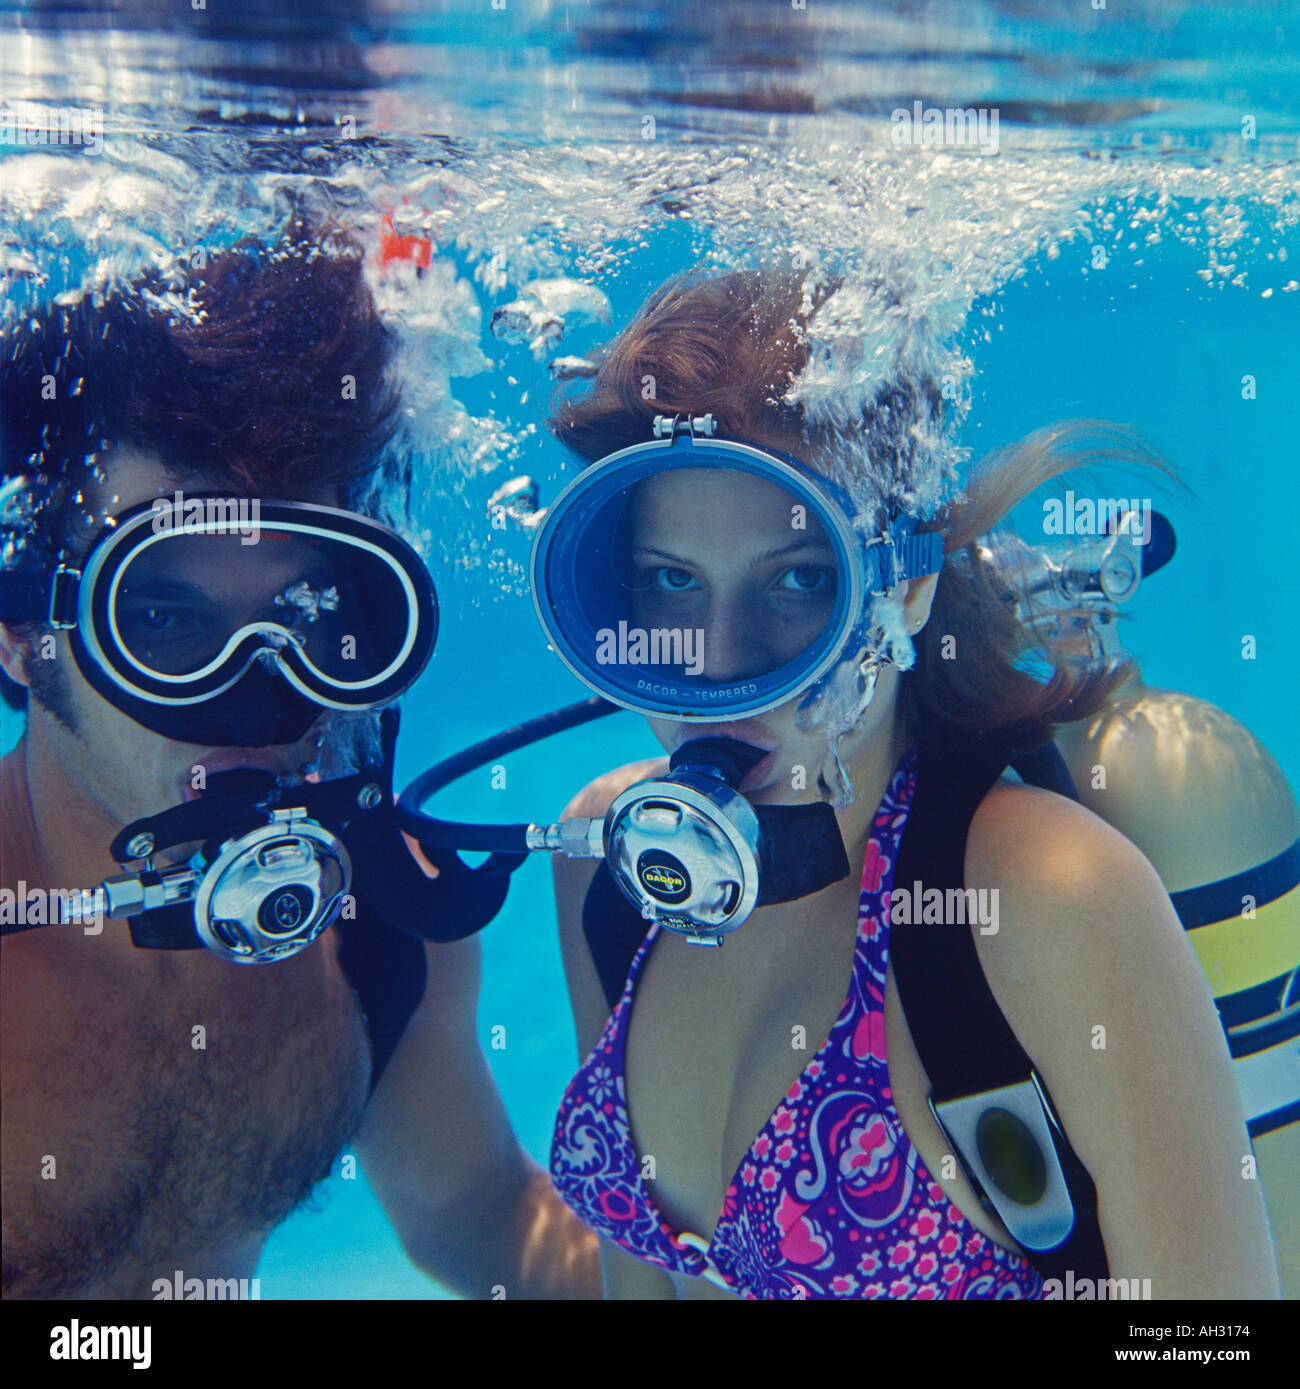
[530, 414, 944, 722]
[0, 494, 439, 746]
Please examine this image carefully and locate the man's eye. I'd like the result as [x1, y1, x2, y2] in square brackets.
[121, 606, 197, 638]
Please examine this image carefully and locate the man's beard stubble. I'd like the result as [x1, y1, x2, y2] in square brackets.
[19, 626, 82, 738]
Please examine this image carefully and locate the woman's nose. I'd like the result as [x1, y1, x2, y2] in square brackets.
[701, 592, 776, 683]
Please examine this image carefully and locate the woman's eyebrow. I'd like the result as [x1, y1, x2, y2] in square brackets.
[632, 538, 834, 566]
[631, 545, 695, 566]
[753, 538, 836, 564]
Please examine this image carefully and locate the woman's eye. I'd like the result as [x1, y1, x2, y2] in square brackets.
[776, 565, 833, 595]
[650, 566, 699, 592]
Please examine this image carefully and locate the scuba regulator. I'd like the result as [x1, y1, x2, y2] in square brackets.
[396, 698, 850, 946]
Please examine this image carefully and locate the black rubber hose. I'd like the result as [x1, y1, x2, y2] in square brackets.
[396, 696, 620, 854]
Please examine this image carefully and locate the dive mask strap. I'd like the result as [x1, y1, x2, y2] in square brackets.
[864, 524, 945, 595]
[0, 568, 51, 622]
[893, 526, 945, 585]
[0, 564, 82, 626]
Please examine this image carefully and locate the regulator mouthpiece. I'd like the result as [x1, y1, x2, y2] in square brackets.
[103, 781, 354, 965]
[604, 738, 769, 946]
[397, 699, 853, 950]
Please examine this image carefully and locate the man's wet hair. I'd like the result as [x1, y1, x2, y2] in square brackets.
[0, 223, 401, 712]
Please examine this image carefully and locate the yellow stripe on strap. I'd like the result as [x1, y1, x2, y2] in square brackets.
[1186, 884, 1300, 998]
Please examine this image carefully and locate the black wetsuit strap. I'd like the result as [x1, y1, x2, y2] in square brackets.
[335, 900, 428, 1096]
[584, 862, 652, 1012]
[891, 732, 1041, 1096]
[891, 730, 1107, 1284]
[1008, 739, 1081, 800]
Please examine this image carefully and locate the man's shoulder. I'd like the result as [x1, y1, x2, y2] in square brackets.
[559, 756, 669, 821]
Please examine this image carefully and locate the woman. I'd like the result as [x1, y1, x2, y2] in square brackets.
[542, 269, 1279, 1299]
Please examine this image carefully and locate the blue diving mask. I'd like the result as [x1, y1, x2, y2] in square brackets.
[530, 414, 944, 722]
[395, 417, 944, 948]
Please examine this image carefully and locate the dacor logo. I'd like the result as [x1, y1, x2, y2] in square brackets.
[260, 885, 313, 936]
[642, 865, 686, 895]
[636, 851, 691, 903]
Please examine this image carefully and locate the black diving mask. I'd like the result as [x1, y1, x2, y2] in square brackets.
[0, 494, 439, 746]
[0, 497, 479, 964]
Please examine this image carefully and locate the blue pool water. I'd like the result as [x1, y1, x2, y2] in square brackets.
[257, 233, 1300, 1300]
[2, 0, 1297, 1299]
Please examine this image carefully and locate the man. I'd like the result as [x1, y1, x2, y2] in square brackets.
[0, 229, 599, 1298]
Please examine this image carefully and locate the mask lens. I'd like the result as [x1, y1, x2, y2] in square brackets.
[85, 502, 436, 713]
[112, 528, 412, 683]
[258, 533, 416, 684]
[535, 450, 857, 720]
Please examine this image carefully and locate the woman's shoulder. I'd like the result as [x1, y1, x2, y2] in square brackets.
[962, 778, 1196, 1033]
[965, 778, 1155, 904]
[957, 785, 1276, 1296]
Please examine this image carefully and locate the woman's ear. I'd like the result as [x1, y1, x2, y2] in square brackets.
[902, 572, 939, 635]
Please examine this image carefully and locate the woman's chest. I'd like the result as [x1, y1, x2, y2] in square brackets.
[622, 906, 1019, 1259]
